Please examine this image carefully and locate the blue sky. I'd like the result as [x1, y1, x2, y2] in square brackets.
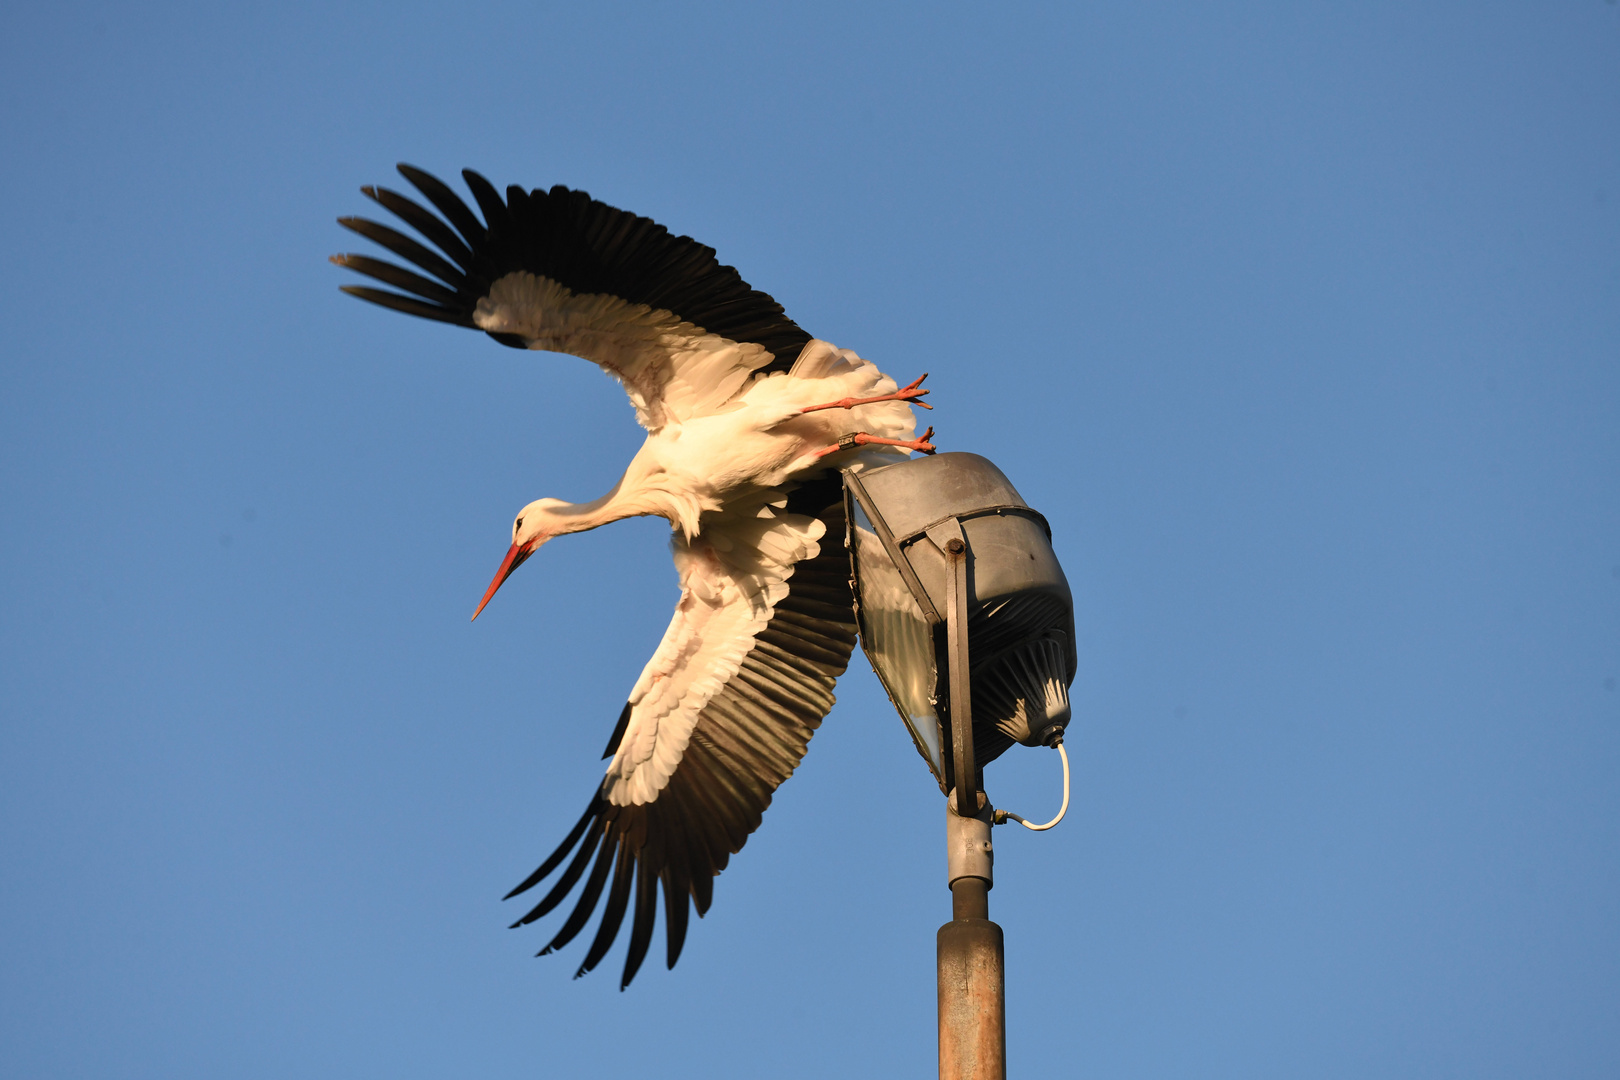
[2, 2, 1617, 1077]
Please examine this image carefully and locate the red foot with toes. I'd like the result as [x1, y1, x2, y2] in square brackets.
[800, 373, 932, 414]
[813, 426, 937, 459]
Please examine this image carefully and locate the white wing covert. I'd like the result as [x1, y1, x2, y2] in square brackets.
[608, 499, 826, 806]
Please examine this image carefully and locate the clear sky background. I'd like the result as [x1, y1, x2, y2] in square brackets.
[3, 3, 1617, 1077]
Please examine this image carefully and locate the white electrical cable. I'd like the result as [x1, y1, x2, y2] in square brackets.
[998, 741, 1070, 831]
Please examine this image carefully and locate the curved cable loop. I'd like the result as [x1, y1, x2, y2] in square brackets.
[995, 741, 1070, 832]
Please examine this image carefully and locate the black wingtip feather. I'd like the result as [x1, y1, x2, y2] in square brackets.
[509, 827, 600, 927]
[576, 845, 635, 978]
[620, 865, 658, 990]
[460, 169, 509, 238]
[541, 834, 617, 955]
[601, 702, 633, 760]
[336, 285, 463, 325]
[662, 870, 690, 970]
[505, 797, 602, 900]
[361, 184, 476, 270]
[335, 217, 468, 289]
[332, 254, 461, 306]
[396, 163, 485, 248]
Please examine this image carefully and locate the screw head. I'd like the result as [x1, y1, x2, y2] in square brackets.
[945, 538, 965, 554]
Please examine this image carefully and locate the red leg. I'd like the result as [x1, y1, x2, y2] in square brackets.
[800, 374, 932, 414]
[812, 426, 937, 459]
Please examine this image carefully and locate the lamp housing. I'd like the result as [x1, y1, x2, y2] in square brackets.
[844, 452, 1075, 794]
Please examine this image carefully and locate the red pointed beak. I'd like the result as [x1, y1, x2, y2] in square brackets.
[471, 541, 534, 621]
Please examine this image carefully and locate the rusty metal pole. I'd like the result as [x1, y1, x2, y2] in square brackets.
[939, 796, 1005, 1079]
[938, 537, 1006, 1080]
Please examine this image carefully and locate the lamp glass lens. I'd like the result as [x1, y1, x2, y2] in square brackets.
[849, 499, 944, 780]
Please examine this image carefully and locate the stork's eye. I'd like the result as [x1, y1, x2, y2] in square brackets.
[514, 518, 524, 532]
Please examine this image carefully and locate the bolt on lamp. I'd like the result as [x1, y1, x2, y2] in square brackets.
[844, 452, 1077, 1080]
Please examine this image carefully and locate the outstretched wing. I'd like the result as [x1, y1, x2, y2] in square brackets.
[331, 165, 812, 430]
[503, 474, 857, 989]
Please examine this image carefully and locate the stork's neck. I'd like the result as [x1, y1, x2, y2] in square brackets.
[545, 482, 641, 534]
[546, 455, 704, 539]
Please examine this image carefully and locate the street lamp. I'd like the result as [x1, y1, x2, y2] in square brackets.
[844, 451, 1077, 1080]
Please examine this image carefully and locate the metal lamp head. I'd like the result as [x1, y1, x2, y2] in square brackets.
[844, 453, 1076, 793]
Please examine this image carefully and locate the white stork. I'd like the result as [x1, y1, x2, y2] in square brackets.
[332, 166, 936, 989]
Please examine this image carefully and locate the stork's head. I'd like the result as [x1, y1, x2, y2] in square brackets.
[471, 498, 569, 620]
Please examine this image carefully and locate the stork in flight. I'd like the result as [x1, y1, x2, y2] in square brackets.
[332, 166, 936, 989]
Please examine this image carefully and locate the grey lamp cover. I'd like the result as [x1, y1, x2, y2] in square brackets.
[844, 452, 1076, 794]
